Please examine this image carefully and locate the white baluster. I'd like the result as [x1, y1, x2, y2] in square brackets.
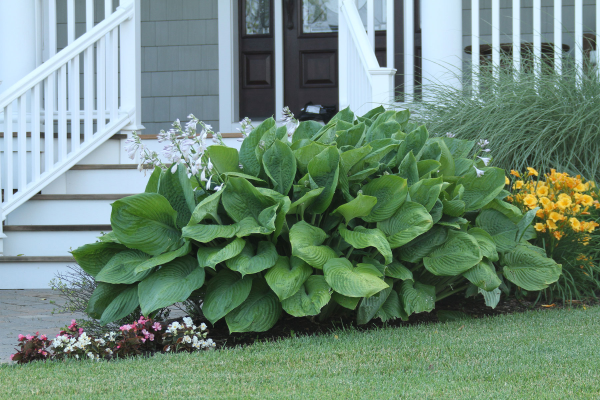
[84, 1, 95, 142]
[404, 0, 414, 98]
[70, 54, 81, 152]
[32, 83, 41, 180]
[597, 0, 600, 74]
[492, 0, 500, 81]
[58, 64, 68, 161]
[554, 0, 562, 76]
[386, 0, 394, 70]
[44, 75, 55, 172]
[111, 27, 119, 122]
[367, 0, 374, 51]
[533, 0, 541, 79]
[97, 37, 106, 133]
[575, 0, 583, 86]
[86, 0, 95, 32]
[471, 0, 479, 96]
[513, 0, 520, 73]
[5, 104, 13, 202]
[49, 0, 57, 57]
[339, 5, 348, 110]
[18, 95, 27, 190]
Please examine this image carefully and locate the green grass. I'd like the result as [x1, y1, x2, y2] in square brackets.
[2, 307, 600, 399]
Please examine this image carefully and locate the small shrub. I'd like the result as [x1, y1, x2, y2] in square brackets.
[10, 332, 52, 364]
[508, 168, 600, 301]
[71, 107, 560, 333]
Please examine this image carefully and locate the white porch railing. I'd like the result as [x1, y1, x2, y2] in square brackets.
[0, 0, 142, 253]
[338, 0, 396, 116]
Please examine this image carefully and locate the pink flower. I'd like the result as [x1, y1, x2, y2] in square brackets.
[9, 354, 14, 360]
[26, 335, 34, 341]
[138, 316, 148, 325]
[40, 335, 47, 341]
[119, 324, 132, 331]
[71, 319, 77, 325]
[152, 322, 162, 331]
[18, 334, 25, 341]
[42, 351, 47, 356]
[78, 328, 84, 335]
[148, 333, 155, 341]
[140, 337, 146, 343]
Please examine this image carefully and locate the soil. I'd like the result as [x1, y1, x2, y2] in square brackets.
[204, 295, 596, 350]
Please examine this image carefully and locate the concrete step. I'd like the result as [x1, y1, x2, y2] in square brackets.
[0, 257, 77, 289]
[5, 194, 131, 225]
[3, 225, 110, 257]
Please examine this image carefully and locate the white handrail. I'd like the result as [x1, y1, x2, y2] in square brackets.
[0, 3, 133, 110]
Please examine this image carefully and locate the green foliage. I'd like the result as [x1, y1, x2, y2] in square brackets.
[73, 107, 561, 332]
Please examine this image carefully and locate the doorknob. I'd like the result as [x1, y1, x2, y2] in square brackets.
[284, 0, 294, 30]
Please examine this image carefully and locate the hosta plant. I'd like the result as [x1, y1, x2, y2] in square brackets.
[72, 107, 561, 332]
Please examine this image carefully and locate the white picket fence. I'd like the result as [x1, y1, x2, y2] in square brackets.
[0, 0, 142, 252]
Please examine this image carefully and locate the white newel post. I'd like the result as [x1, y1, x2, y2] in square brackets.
[0, 0, 38, 98]
[420, 0, 463, 100]
[119, 0, 144, 132]
[370, 69, 397, 107]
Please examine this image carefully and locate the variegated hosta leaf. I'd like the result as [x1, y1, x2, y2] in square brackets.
[281, 276, 332, 317]
[323, 258, 389, 298]
[197, 237, 246, 269]
[338, 225, 392, 265]
[468, 227, 499, 262]
[332, 292, 360, 310]
[138, 256, 205, 316]
[225, 278, 282, 333]
[423, 230, 482, 276]
[95, 250, 152, 284]
[361, 175, 408, 222]
[501, 244, 562, 290]
[375, 289, 408, 322]
[203, 269, 253, 324]
[134, 241, 192, 273]
[479, 287, 501, 309]
[226, 241, 278, 277]
[289, 221, 337, 269]
[399, 280, 436, 316]
[357, 279, 393, 324]
[332, 193, 378, 224]
[71, 242, 126, 277]
[377, 201, 433, 249]
[476, 209, 518, 253]
[385, 260, 413, 280]
[397, 225, 448, 263]
[182, 224, 239, 243]
[265, 256, 313, 301]
[463, 259, 502, 291]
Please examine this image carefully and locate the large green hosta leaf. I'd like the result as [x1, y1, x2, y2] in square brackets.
[377, 201, 433, 249]
[409, 177, 444, 212]
[293, 142, 328, 175]
[203, 269, 253, 324]
[397, 225, 448, 263]
[281, 276, 331, 317]
[263, 140, 297, 195]
[468, 227, 499, 262]
[399, 280, 435, 316]
[87, 283, 140, 326]
[197, 237, 246, 269]
[95, 250, 152, 284]
[86, 282, 129, 320]
[338, 225, 392, 265]
[222, 176, 277, 222]
[385, 260, 413, 280]
[423, 230, 482, 276]
[288, 187, 324, 214]
[144, 166, 161, 193]
[292, 120, 322, 143]
[332, 194, 378, 224]
[476, 209, 518, 253]
[188, 190, 222, 225]
[501, 244, 562, 290]
[357, 279, 393, 324]
[226, 241, 278, 276]
[225, 278, 282, 333]
[207, 145, 241, 174]
[458, 167, 506, 211]
[289, 221, 338, 269]
[265, 256, 313, 301]
[182, 224, 239, 243]
[138, 256, 205, 315]
[332, 292, 360, 310]
[323, 258, 389, 298]
[111, 193, 180, 256]
[375, 289, 407, 322]
[158, 163, 195, 229]
[336, 122, 365, 148]
[239, 118, 275, 176]
[71, 242, 126, 277]
[362, 175, 408, 222]
[307, 146, 340, 213]
[397, 151, 419, 186]
[134, 241, 192, 273]
[463, 259, 501, 291]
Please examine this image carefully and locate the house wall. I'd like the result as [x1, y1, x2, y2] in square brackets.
[55, 0, 220, 135]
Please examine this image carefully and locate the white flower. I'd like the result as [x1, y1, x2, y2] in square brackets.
[477, 156, 491, 166]
[183, 317, 193, 327]
[87, 352, 94, 359]
[200, 323, 207, 331]
[95, 338, 106, 346]
[206, 338, 215, 348]
[445, 132, 456, 138]
[183, 335, 192, 344]
[165, 346, 171, 352]
[213, 183, 224, 192]
[105, 348, 113, 355]
[171, 163, 178, 174]
[474, 166, 485, 177]
[477, 139, 490, 148]
[481, 148, 491, 153]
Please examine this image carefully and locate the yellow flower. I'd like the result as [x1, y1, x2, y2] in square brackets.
[523, 194, 538, 209]
[514, 180, 524, 190]
[505, 176, 510, 185]
[527, 167, 539, 177]
[536, 185, 549, 197]
[546, 219, 558, 230]
[510, 170, 520, 178]
[556, 197, 572, 210]
[539, 197, 553, 209]
[536, 209, 545, 218]
[581, 194, 594, 207]
[574, 182, 586, 192]
[548, 212, 564, 222]
[573, 204, 581, 214]
[534, 223, 546, 232]
[553, 231, 563, 240]
[569, 217, 582, 232]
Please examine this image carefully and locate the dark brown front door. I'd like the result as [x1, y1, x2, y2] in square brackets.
[283, 0, 339, 115]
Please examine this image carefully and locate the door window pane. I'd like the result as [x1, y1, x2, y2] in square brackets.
[302, 0, 387, 34]
[245, 0, 270, 35]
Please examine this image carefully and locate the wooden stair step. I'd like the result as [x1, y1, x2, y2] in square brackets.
[70, 164, 148, 170]
[30, 194, 134, 200]
[0, 256, 75, 263]
[0, 132, 126, 140]
[3, 224, 112, 232]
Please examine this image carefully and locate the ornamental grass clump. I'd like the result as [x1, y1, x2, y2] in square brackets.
[508, 168, 600, 302]
[72, 106, 561, 333]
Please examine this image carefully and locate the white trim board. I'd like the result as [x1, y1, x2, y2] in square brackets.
[218, 0, 284, 133]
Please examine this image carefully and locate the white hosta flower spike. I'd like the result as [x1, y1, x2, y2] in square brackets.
[474, 166, 485, 177]
[477, 156, 491, 166]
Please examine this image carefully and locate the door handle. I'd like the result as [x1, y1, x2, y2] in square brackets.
[284, 0, 294, 30]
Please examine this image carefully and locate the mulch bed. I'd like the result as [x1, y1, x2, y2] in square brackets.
[205, 295, 595, 350]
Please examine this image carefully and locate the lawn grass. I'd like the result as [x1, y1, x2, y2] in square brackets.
[2, 306, 600, 399]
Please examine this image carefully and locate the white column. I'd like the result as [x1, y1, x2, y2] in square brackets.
[0, 0, 38, 95]
[420, 0, 463, 100]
